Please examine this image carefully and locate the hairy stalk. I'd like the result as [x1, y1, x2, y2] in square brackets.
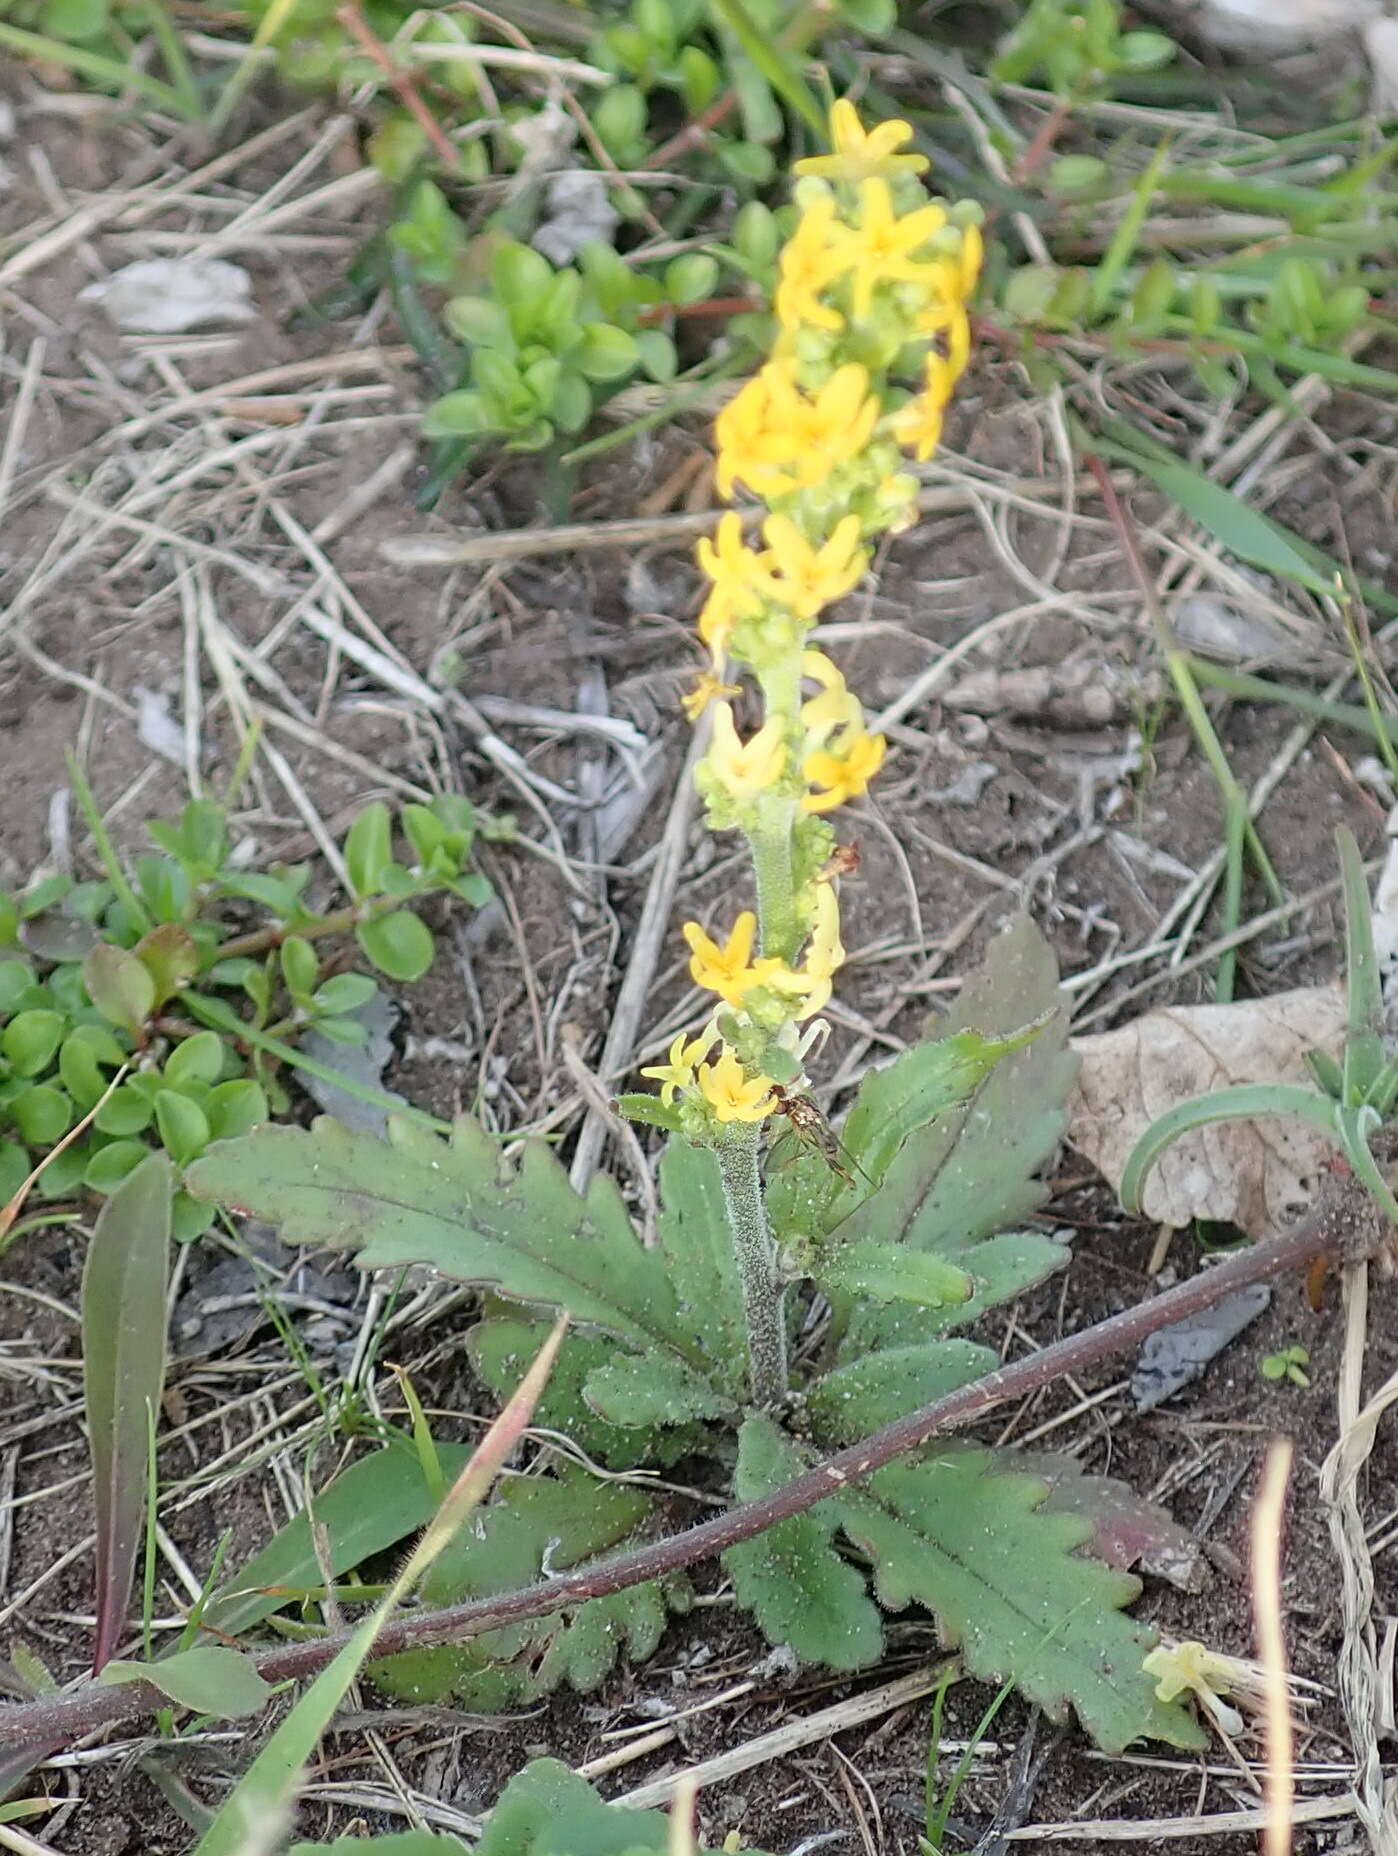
[748, 803, 801, 963]
[714, 1122, 788, 1406]
[4, 1175, 1373, 1767]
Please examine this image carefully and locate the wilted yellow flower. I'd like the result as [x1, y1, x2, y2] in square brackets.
[794, 99, 929, 185]
[705, 703, 787, 804]
[696, 511, 768, 658]
[795, 880, 845, 1017]
[760, 514, 867, 622]
[801, 650, 863, 742]
[684, 911, 784, 1008]
[803, 728, 886, 812]
[681, 670, 741, 722]
[641, 1026, 717, 1104]
[829, 180, 948, 321]
[1143, 1641, 1249, 1739]
[774, 193, 847, 333]
[696, 1045, 778, 1123]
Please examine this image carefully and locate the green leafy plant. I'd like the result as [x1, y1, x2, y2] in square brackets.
[1121, 826, 1398, 1227]
[1260, 1344, 1311, 1389]
[991, 0, 1174, 101]
[0, 786, 493, 1238]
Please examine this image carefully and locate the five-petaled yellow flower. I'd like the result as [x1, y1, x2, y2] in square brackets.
[760, 514, 867, 622]
[706, 703, 787, 805]
[794, 99, 929, 185]
[803, 728, 887, 813]
[801, 650, 864, 743]
[641, 1027, 717, 1105]
[829, 179, 948, 321]
[696, 511, 768, 659]
[774, 194, 847, 333]
[684, 911, 784, 1008]
[696, 1046, 778, 1123]
[716, 362, 880, 502]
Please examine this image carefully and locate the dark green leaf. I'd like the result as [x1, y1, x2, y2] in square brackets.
[582, 1351, 735, 1427]
[724, 1415, 883, 1671]
[82, 1153, 172, 1671]
[2, 1010, 65, 1078]
[154, 1091, 210, 1167]
[807, 1339, 996, 1445]
[205, 1080, 268, 1143]
[99, 1646, 272, 1719]
[477, 1758, 774, 1856]
[13, 1086, 73, 1145]
[814, 1241, 972, 1310]
[655, 1140, 747, 1388]
[94, 1084, 154, 1138]
[186, 1118, 697, 1361]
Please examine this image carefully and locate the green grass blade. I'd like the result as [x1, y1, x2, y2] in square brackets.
[1335, 826, 1384, 1103]
[1090, 139, 1171, 319]
[0, 20, 187, 114]
[1119, 1084, 1340, 1216]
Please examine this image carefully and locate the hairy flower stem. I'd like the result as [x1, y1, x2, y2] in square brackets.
[749, 803, 801, 963]
[714, 1121, 788, 1407]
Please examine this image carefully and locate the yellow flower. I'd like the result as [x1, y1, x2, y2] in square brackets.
[958, 221, 984, 296]
[1143, 1641, 1249, 1739]
[704, 703, 787, 805]
[696, 511, 768, 658]
[760, 514, 867, 622]
[803, 728, 886, 812]
[828, 179, 949, 321]
[640, 1026, 717, 1104]
[681, 670, 741, 722]
[714, 373, 782, 502]
[795, 880, 845, 1017]
[696, 1045, 778, 1123]
[794, 99, 929, 185]
[716, 361, 881, 502]
[684, 912, 784, 1008]
[894, 352, 959, 462]
[775, 193, 846, 333]
[801, 649, 863, 742]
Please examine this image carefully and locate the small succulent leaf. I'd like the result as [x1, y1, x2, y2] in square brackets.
[356, 910, 434, 982]
[163, 1031, 225, 1089]
[841, 1452, 1204, 1753]
[468, 1316, 706, 1470]
[477, 1758, 775, 1856]
[813, 1241, 972, 1310]
[13, 1086, 72, 1146]
[615, 1091, 683, 1132]
[99, 1646, 273, 1719]
[186, 1118, 696, 1361]
[2, 1010, 64, 1078]
[583, 1351, 736, 1427]
[655, 1140, 747, 1388]
[154, 1090, 210, 1167]
[372, 1471, 679, 1709]
[82, 1153, 173, 1672]
[344, 803, 393, 899]
[135, 924, 199, 1007]
[723, 1415, 884, 1672]
[83, 943, 155, 1036]
[806, 1338, 997, 1445]
[1119, 1083, 1341, 1217]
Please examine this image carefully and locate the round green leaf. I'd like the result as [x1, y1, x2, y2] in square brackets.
[279, 936, 320, 1000]
[635, 329, 677, 383]
[0, 959, 36, 1015]
[95, 1085, 154, 1138]
[59, 1034, 108, 1110]
[577, 324, 640, 382]
[665, 253, 719, 307]
[312, 973, 378, 1016]
[13, 1085, 74, 1146]
[3, 1010, 65, 1078]
[205, 1079, 268, 1142]
[164, 1031, 226, 1090]
[172, 1190, 215, 1243]
[154, 1091, 211, 1167]
[356, 911, 434, 982]
[0, 1139, 29, 1203]
[84, 1140, 149, 1193]
[34, 1137, 86, 1199]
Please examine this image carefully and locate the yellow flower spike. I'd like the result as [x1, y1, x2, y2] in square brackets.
[775, 193, 847, 333]
[705, 702, 788, 805]
[640, 1026, 717, 1105]
[757, 363, 881, 497]
[696, 1045, 778, 1123]
[681, 669, 741, 722]
[684, 912, 785, 1008]
[795, 880, 846, 1018]
[794, 99, 929, 185]
[829, 179, 949, 322]
[760, 514, 868, 622]
[1142, 1642, 1248, 1739]
[713, 373, 783, 502]
[803, 727, 887, 813]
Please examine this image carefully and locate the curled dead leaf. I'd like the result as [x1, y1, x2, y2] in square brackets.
[1068, 985, 1346, 1237]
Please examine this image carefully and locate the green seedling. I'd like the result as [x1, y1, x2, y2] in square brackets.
[1261, 1344, 1311, 1389]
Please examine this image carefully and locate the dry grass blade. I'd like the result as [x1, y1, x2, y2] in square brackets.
[1252, 1437, 1294, 1856]
[81, 1153, 173, 1675]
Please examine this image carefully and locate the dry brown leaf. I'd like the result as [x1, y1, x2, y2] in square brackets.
[1068, 985, 1346, 1237]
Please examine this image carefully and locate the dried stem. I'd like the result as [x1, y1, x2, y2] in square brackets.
[2, 1177, 1376, 1761]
